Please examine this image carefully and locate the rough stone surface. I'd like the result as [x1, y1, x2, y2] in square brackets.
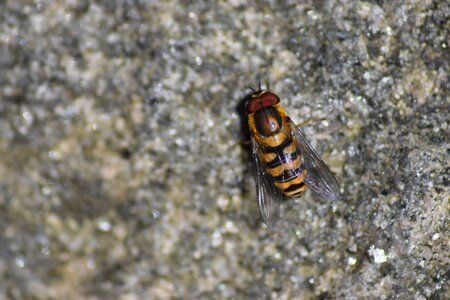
[0, 1, 448, 299]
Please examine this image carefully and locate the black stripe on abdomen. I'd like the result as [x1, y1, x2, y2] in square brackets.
[266, 151, 299, 169]
[264, 138, 292, 153]
[284, 182, 305, 193]
[272, 167, 303, 183]
[288, 190, 305, 198]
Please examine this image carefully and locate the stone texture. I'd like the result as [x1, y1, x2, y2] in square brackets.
[0, 1, 448, 299]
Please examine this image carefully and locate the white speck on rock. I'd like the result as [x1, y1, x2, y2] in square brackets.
[431, 233, 440, 241]
[348, 256, 357, 265]
[15, 256, 25, 268]
[368, 245, 388, 264]
[97, 220, 111, 232]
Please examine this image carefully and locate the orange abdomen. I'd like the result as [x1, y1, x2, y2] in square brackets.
[249, 106, 308, 198]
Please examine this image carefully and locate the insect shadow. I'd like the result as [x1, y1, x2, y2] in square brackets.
[235, 91, 253, 144]
[234, 89, 261, 228]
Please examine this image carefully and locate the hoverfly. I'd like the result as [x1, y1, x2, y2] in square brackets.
[247, 88, 340, 227]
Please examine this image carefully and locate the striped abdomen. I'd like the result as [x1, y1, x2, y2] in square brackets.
[260, 134, 308, 198]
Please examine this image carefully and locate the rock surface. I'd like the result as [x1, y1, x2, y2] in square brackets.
[0, 1, 448, 299]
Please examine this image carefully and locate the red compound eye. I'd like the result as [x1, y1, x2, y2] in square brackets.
[247, 92, 280, 113]
[247, 99, 262, 113]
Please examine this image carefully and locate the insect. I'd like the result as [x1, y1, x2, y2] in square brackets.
[247, 88, 340, 227]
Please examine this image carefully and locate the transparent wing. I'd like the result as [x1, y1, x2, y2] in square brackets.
[251, 136, 283, 227]
[289, 120, 340, 201]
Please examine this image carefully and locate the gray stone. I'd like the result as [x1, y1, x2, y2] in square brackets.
[0, 1, 448, 299]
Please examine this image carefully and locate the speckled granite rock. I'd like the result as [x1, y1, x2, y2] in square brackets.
[0, 1, 448, 299]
